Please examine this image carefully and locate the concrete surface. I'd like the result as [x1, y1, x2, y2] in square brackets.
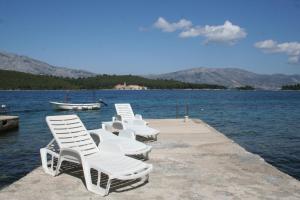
[0, 116, 19, 120]
[0, 118, 300, 200]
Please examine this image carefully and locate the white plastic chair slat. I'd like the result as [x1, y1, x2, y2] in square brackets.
[57, 136, 73, 139]
[49, 117, 78, 122]
[72, 134, 90, 139]
[59, 134, 92, 144]
[115, 104, 135, 120]
[54, 131, 69, 134]
[82, 148, 99, 156]
[59, 143, 78, 148]
[59, 136, 89, 143]
[81, 146, 97, 151]
[51, 120, 81, 126]
[66, 121, 81, 125]
[51, 123, 65, 126]
[63, 117, 80, 121]
[46, 115, 99, 156]
[118, 112, 133, 117]
[78, 142, 94, 147]
[75, 139, 94, 145]
[53, 125, 82, 130]
[69, 129, 87, 133]
[53, 126, 85, 132]
[59, 140, 96, 151]
[54, 129, 85, 135]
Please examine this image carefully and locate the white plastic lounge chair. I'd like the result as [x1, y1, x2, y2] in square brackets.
[40, 114, 152, 196]
[115, 103, 148, 125]
[103, 119, 159, 141]
[88, 128, 152, 159]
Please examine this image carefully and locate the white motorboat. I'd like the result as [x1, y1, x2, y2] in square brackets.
[50, 101, 101, 110]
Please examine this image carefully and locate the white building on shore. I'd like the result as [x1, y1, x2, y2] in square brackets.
[114, 82, 147, 90]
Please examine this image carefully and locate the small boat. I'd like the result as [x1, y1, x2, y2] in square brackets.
[0, 115, 19, 132]
[50, 101, 101, 111]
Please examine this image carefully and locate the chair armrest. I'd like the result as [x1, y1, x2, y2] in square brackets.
[118, 129, 136, 140]
[88, 129, 102, 145]
[98, 141, 123, 155]
[112, 121, 125, 130]
[113, 115, 122, 122]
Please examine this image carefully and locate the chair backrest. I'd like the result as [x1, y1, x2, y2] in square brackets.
[46, 115, 99, 157]
[115, 103, 135, 121]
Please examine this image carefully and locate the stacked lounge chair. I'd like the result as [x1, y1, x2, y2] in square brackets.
[104, 103, 159, 141]
[115, 103, 148, 125]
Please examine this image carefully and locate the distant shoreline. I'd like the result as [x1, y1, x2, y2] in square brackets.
[0, 69, 226, 90]
[0, 89, 297, 92]
[0, 88, 228, 91]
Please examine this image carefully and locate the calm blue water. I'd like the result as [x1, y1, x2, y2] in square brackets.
[0, 90, 300, 188]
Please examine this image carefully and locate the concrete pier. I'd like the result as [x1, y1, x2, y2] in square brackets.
[0, 119, 300, 199]
[0, 115, 19, 132]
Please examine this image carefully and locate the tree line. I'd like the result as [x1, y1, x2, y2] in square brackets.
[0, 69, 227, 90]
[281, 84, 300, 90]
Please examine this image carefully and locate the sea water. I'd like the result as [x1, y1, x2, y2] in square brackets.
[0, 90, 299, 188]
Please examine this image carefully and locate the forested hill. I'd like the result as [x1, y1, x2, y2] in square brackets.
[0, 69, 226, 90]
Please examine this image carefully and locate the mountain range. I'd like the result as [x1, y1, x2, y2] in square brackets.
[1, 51, 300, 89]
[0, 51, 94, 78]
[147, 68, 300, 89]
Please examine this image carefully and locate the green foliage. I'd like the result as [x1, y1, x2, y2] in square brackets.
[235, 85, 255, 90]
[0, 69, 227, 90]
[281, 84, 300, 90]
[0, 70, 78, 89]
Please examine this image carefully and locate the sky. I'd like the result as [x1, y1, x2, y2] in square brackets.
[0, 0, 300, 75]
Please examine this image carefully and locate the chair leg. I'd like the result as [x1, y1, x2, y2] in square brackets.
[40, 148, 50, 175]
[96, 171, 101, 187]
[141, 174, 149, 183]
[55, 157, 64, 176]
[83, 165, 94, 192]
[40, 148, 57, 176]
[82, 165, 108, 196]
[105, 179, 112, 196]
[144, 152, 149, 160]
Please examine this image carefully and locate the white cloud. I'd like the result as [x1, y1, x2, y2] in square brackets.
[179, 27, 202, 38]
[153, 18, 246, 45]
[255, 40, 300, 64]
[153, 17, 192, 32]
[180, 20, 247, 44]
